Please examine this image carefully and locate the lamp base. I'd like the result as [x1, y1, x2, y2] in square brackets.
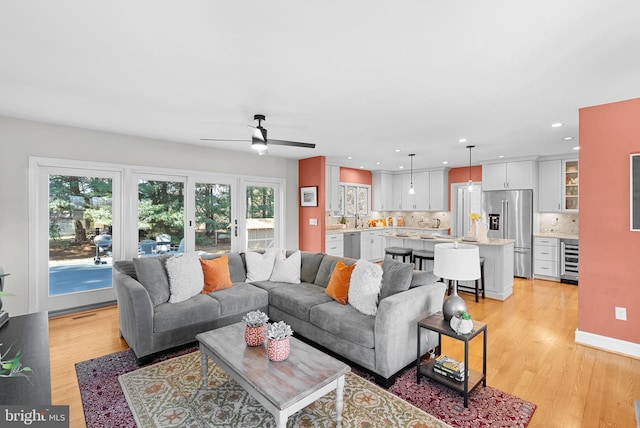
[443, 294, 467, 322]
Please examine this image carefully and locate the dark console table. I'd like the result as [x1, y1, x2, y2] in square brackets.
[0, 312, 51, 405]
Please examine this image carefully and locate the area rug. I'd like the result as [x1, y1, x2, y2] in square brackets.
[118, 352, 451, 427]
[76, 347, 536, 427]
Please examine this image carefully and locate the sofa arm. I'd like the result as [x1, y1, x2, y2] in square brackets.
[374, 281, 447, 378]
[113, 270, 154, 357]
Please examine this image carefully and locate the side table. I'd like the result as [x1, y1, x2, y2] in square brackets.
[416, 312, 487, 408]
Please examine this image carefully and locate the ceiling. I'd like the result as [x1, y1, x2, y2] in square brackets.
[2, 1, 640, 171]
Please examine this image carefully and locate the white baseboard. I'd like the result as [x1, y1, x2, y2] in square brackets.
[575, 329, 640, 358]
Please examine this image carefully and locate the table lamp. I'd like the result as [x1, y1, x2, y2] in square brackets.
[433, 242, 481, 321]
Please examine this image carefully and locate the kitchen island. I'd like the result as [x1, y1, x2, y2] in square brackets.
[384, 233, 515, 301]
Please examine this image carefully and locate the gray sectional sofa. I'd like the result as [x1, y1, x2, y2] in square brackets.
[113, 250, 447, 385]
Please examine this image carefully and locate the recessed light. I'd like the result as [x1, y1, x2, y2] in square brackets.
[399, 166, 405, 169]
[563, 136, 574, 141]
[359, 165, 364, 169]
[459, 138, 467, 143]
[573, 146, 580, 151]
[442, 161, 449, 165]
[375, 161, 381, 165]
[551, 123, 563, 128]
[347, 156, 353, 160]
[395, 149, 401, 153]
[498, 155, 505, 158]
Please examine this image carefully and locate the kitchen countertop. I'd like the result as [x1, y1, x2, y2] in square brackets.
[383, 232, 514, 246]
[534, 233, 579, 240]
[326, 226, 450, 234]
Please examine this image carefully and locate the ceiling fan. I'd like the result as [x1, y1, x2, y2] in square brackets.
[201, 114, 316, 155]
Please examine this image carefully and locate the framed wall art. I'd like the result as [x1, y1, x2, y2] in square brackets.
[300, 186, 318, 207]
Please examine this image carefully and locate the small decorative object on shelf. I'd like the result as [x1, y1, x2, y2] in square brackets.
[0, 343, 32, 379]
[242, 310, 269, 347]
[449, 310, 474, 335]
[266, 321, 293, 361]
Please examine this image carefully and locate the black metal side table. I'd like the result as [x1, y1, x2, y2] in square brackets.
[416, 312, 487, 408]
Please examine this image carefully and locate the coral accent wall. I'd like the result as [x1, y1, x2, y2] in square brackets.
[298, 156, 325, 252]
[447, 166, 483, 210]
[579, 98, 640, 344]
[340, 167, 372, 185]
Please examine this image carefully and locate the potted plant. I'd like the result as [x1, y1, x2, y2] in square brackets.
[449, 310, 474, 335]
[0, 343, 32, 379]
[242, 310, 269, 347]
[266, 321, 293, 361]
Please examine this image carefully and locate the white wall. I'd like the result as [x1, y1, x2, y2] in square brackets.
[0, 116, 300, 316]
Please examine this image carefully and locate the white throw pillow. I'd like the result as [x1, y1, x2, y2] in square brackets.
[166, 252, 205, 303]
[348, 259, 383, 316]
[270, 250, 301, 283]
[245, 248, 278, 282]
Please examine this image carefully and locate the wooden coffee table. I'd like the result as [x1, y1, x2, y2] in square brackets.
[196, 322, 350, 427]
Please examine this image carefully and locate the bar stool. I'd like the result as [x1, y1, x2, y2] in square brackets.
[384, 247, 413, 263]
[452, 257, 485, 302]
[412, 250, 435, 271]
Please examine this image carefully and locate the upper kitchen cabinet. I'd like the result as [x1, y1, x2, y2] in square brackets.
[538, 158, 579, 212]
[563, 160, 579, 211]
[483, 160, 535, 191]
[383, 169, 448, 211]
[325, 164, 340, 213]
[372, 171, 393, 211]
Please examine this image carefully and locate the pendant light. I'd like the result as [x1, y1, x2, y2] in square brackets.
[466, 145, 475, 192]
[408, 153, 416, 195]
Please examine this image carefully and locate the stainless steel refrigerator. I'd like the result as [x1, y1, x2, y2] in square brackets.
[482, 189, 533, 278]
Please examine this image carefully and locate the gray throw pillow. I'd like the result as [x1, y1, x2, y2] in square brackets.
[379, 257, 414, 301]
[132, 254, 173, 306]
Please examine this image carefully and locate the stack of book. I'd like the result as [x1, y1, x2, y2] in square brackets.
[433, 355, 466, 382]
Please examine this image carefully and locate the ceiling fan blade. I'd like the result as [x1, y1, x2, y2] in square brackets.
[267, 139, 316, 149]
[200, 138, 250, 142]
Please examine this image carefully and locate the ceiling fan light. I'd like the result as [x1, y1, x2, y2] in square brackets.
[251, 138, 267, 151]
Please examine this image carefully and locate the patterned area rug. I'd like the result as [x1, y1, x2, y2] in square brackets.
[118, 352, 451, 427]
[76, 346, 536, 427]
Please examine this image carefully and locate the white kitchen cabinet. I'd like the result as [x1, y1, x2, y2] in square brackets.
[325, 164, 341, 213]
[372, 172, 394, 211]
[325, 233, 344, 257]
[534, 236, 559, 279]
[402, 171, 429, 210]
[428, 169, 448, 211]
[538, 158, 579, 212]
[392, 174, 404, 210]
[360, 229, 384, 261]
[538, 159, 563, 212]
[483, 160, 535, 191]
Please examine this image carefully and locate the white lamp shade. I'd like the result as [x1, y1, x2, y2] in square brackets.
[433, 243, 481, 281]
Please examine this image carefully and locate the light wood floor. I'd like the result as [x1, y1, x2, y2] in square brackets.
[49, 278, 640, 428]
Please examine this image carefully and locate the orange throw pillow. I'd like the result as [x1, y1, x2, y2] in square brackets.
[200, 256, 233, 293]
[326, 260, 355, 305]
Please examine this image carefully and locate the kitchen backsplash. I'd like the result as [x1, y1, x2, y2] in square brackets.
[539, 213, 579, 235]
[326, 211, 451, 229]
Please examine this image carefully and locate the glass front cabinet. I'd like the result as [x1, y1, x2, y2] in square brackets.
[564, 160, 579, 211]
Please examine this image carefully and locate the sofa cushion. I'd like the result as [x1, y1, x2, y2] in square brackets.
[410, 270, 439, 288]
[348, 259, 383, 315]
[207, 283, 269, 317]
[297, 251, 325, 283]
[114, 260, 137, 280]
[132, 254, 173, 306]
[325, 260, 355, 305]
[200, 256, 233, 293]
[250, 280, 294, 292]
[379, 257, 414, 301]
[314, 255, 355, 288]
[153, 293, 221, 332]
[270, 250, 301, 283]
[310, 301, 376, 348]
[268, 283, 333, 322]
[201, 252, 246, 283]
[166, 252, 205, 303]
[245, 249, 278, 281]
